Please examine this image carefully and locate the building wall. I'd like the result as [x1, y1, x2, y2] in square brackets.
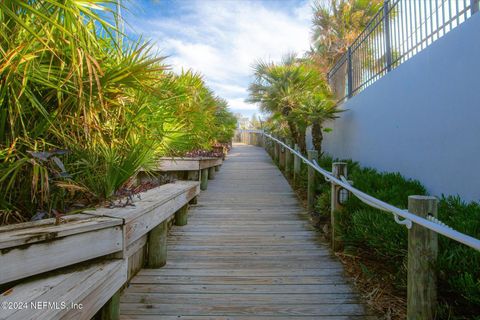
[320, 13, 480, 201]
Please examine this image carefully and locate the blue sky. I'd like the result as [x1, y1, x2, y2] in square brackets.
[123, 0, 313, 117]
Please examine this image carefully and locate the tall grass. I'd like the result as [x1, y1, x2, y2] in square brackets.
[0, 1, 236, 223]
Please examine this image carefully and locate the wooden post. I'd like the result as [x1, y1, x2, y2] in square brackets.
[293, 144, 301, 185]
[307, 150, 318, 212]
[285, 139, 292, 177]
[273, 141, 279, 164]
[147, 220, 168, 268]
[187, 171, 200, 203]
[208, 166, 216, 180]
[189, 196, 198, 205]
[331, 162, 347, 251]
[100, 291, 120, 320]
[187, 170, 201, 204]
[279, 143, 286, 171]
[215, 165, 220, 172]
[175, 204, 189, 226]
[407, 195, 438, 319]
[200, 168, 209, 190]
[187, 170, 199, 181]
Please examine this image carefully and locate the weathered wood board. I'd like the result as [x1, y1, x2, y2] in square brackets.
[0, 259, 127, 320]
[0, 214, 121, 250]
[87, 181, 200, 249]
[0, 215, 123, 285]
[0, 181, 198, 286]
[156, 157, 222, 172]
[0, 179, 205, 320]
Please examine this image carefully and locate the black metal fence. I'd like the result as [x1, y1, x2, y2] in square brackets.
[327, 0, 479, 103]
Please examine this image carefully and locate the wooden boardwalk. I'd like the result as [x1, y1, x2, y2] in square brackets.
[120, 143, 374, 319]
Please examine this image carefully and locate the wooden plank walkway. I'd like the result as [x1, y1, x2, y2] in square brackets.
[120, 143, 374, 319]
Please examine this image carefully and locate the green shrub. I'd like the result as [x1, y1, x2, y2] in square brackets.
[315, 188, 330, 218]
[296, 165, 309, 191]
[436, 196, 480, 317]
[313, 155, 479, 319]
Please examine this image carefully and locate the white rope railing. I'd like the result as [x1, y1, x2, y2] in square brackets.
[263, 133, 480, 251]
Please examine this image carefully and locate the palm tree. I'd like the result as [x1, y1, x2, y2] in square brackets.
[248, 54, 307, 152]
[247, 55, 340, 154]
[309, 0, 383, 73]
[291, 90, 342, 153]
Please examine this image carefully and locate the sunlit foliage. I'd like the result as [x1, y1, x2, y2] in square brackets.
[0, 1, 235, 223]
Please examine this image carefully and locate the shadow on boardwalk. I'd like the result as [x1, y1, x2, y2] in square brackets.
[120, 143, 375, 319]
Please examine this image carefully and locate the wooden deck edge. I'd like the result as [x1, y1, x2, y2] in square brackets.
[1, 259, 127, 320]
[0, 181, 199, 285]
[155, 157, 223, 172]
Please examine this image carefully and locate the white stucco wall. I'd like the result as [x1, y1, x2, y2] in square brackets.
[321, 12, 480, 201]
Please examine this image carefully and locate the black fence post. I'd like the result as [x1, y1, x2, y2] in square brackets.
[472, 0, 479, 14]
[347, 47, 353, 98]
[384, 0, 392, 72]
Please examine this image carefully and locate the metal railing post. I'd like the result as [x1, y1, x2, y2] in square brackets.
[384, 0, 392, 72]
[472, 0, 479, 14]
[347, 47, 353, 98]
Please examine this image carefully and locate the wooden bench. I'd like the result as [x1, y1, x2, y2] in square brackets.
[0, 181, 200, 320]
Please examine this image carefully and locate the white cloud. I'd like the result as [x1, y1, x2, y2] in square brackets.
[227, 98, 259, 111]
[127, 0, 313, 117]
[210, 82, 247, 97]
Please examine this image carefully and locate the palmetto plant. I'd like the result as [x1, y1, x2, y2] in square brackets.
[248, 54, 308, 152]
[248, 54, 340, 154]
[292, 89, 342, 154]
[163, 71, 219, 152]
[212, 98, 237, 144]
[0, 1, 235, 223]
